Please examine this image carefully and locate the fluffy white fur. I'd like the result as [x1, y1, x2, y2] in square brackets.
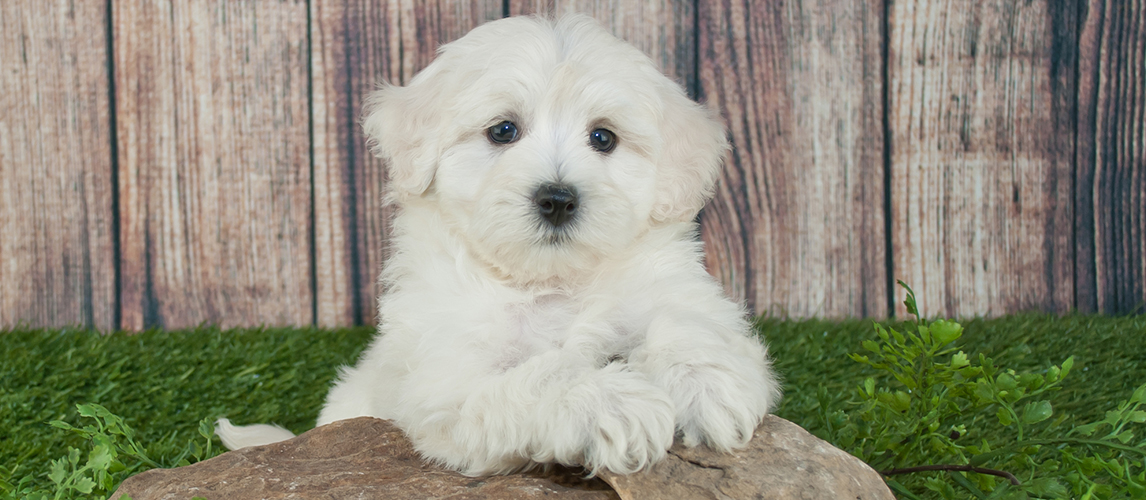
[217, 14, 780, 477]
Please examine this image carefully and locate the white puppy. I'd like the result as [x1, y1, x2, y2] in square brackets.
[217, 14, 779, 477]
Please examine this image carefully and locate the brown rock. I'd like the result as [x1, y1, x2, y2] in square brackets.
[599, 415, 895, 500]
[111, 417, 617, 500]
[112, 415, 893, 500]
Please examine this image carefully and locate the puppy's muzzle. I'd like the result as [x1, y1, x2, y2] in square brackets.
[533, 183, 578, 228]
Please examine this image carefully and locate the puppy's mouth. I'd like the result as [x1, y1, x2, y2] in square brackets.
[538, 227, 574, 246]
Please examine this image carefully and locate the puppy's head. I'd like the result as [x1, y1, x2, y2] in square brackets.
[364, 15, 728, 281]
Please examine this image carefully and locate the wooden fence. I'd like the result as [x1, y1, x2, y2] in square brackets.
[1, 0, 1142, 331]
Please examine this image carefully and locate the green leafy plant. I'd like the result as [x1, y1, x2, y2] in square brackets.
[819, 281, 1146, 499]
[2, 403, 215, 500]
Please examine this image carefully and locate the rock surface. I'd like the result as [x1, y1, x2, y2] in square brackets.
[113, 416, 893, 500]
[599, 415, 895, 500]
[111, 417, 617, 500]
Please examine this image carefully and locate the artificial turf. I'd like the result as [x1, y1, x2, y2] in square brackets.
[2, 314, 1144, 495]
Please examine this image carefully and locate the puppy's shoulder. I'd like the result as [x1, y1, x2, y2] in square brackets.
[640, 222, 707, 258]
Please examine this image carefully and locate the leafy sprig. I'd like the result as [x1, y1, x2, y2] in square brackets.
[820, 281, 1146, 499]
[3, 403, 215, 500]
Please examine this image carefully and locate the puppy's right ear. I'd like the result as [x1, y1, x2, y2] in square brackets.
[362, 74, 448, 202]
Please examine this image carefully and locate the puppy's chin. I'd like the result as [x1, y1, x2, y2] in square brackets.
[465, 223, 619, 285]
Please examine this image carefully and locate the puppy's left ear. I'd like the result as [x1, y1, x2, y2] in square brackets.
[362, 66, 451, 202]
[651, 86, 730, 223]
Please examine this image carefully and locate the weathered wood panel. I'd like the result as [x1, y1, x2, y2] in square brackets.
[311, 0, 502, 327]
[697, 0, 887, 318]
[116, 0, 312, 330]
[0, 1, 116, 330]
[2, 1, 1142, 328]
[1076, 0, 1146, 314]
[508, 0, 695, 88]
[888, 0, 1078, 318]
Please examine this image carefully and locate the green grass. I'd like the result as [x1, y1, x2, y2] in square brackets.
[2, 314, 1144, 496]
[0, 325, 375, 489]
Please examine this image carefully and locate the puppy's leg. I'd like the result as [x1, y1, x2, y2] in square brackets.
[399, 347, 675, 476]
[525, 358, 676, 476]
[633, 311, 780, 452]
[316, 364, 391, 426]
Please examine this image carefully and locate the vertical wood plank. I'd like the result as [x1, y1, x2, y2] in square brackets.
[116, 0, 312, 330]
[697, 0, 888, 318]
[311, 0, 366, 327]
[0, 0, 116, 330]
[508, 0, 695, 89]
[1076, 0, 1146, 315]
[311, 0, 502, 327]
[888, 0, 1078, 318]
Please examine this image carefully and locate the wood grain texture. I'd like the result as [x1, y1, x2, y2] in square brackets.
[697, 0, 887, 318]
[3, 1, 1141, 327]
[115, 0, 312, 330]
[311, 0, 502, 327]
[508, 0, 695, 88]
[888, 0, 1078, 317]
[1076, 0, 1146, 314]
[0, 0, 116, 330]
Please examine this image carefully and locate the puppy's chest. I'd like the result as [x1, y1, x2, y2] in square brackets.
[507, 294, 582, 342]
[499, 293, 634, 356]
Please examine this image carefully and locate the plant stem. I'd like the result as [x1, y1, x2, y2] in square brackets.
[880, 464, 1020, 486]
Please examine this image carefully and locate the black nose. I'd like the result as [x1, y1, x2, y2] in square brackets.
[533, 183, 578, 228]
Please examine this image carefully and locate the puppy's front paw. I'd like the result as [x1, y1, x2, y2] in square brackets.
[544, 365, 675, 475]
[670, 365, 774, 452]
[584, 368, 676, 474]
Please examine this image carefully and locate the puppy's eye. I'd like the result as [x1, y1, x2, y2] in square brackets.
[589, 128, 617, 153]
[488, 121, 519, 144]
